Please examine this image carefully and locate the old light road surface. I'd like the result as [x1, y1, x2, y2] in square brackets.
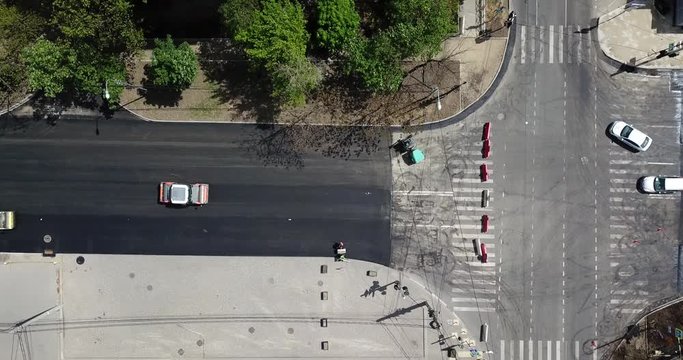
[390, 0, 682, 359]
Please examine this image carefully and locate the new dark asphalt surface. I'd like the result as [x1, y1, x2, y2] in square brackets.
[0, 115, 392, 264]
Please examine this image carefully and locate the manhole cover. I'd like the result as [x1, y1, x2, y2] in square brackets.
[497, 113, 505, 121]
[76, 256, 85, 265]
[43, 235, 52, 243]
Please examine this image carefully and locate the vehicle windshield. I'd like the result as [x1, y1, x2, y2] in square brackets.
[654, 177, 665, 191]
[620, 126, 633, 137]
[641, 137, 650, 148]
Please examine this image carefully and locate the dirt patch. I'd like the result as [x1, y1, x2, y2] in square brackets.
[121, 46, 464, 126]
[613, 301, 683, 359]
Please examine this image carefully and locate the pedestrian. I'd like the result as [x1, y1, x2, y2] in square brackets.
[506, 11, 517, 28]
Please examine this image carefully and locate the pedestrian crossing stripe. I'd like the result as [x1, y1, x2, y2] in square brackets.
[499, 340, 584, 360]
[517, 24, 593, 64]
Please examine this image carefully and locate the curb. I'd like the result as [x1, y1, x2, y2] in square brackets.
[422, 27, 515, 130]
[119, 29, 515, 129]
[0, 93, 35, 117]
[597, 7, 683, 76]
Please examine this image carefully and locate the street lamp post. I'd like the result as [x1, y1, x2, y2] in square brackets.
[432, 86, 442, 112]
[103, 80, 110, 101]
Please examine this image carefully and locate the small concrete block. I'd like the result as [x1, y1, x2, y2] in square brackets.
[321, 341, 329, 350]
[366, 270, 377, 277]
[320, 265, 327, 274]
[320, 318, 327, 327]
[42, 248, 55, 257]
[321, 291, 328, 300]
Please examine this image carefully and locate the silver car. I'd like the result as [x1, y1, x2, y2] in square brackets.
[609, 121, 652, 151]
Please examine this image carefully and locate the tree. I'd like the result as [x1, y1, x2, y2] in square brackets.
[234, 0, 309, 72]
[386, 0, 458, 58]
[20, 0, 143, 100]
[149, 35, 198, 90]
[51, 0, 143, 58]
[271, 56, 321, 107]
[0, 1, 44, 95]
[345, 32, 404, 94]
[21, 38, 74, 98]
[315, 0, 360, 52]
[219, 0, 259, 37]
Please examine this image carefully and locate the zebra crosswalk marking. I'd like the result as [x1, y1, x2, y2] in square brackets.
[548, 25, 554, 64]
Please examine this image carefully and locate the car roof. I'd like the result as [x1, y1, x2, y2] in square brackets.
[626, 127, 648, 144]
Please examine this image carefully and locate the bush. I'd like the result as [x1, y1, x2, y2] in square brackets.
[149, 35, 198, 90]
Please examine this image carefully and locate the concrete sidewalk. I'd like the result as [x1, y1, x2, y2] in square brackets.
[598, 3, 683, 70]
[0, 253, 490, 359]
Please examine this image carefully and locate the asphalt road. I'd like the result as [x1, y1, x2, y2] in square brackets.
[0, 115, 392, 264]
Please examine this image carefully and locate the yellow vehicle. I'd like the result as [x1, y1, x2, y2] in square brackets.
[0, 211, 15, 230]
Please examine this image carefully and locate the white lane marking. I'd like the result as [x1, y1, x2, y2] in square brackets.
[559, 25, 564, 63]
[500, 340, 505, 360]
[612, 289, 649, 296]
[451, 297, 497, 303]
[549, 25, 554, 63]
[394, 190, 454, 196]
[609, 169, 643, 174]
[587, 27, 592, 58]
[521, 25, 527, 64]
[519, 340, 524, 360]
[451, 287, 497, 294]
[531, 26, 535, 62]
[452, 178, 494, 183]
[539, 27, 545, 64]
[468, 262, 496, 267]
[575, 341, 580, 360]
[529, 340, 534, 360]
[556, 340, 561, 360]
[576, 25, 581, 62]
[647, 162, 676, 165]
[547, 340, 552, 360]
[646, 125, 678, 128]
[538, 340, 543, 360]
[452, 306, 496, 312]
[610, 299, 650, 304]
[619, 309, 643, 314]
[456, 233, 496, 239]
[415, 224, 495, 230]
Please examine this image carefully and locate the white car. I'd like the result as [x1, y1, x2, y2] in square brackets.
[159, 182, 209, 206]
[608, 121, 652, 151]
[638, 176, 683, 194]
[0, 211, 14, 230]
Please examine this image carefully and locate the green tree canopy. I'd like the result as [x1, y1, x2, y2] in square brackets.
[234, 0, 309, 72]
[149, 35, 198, 90]
[0, 1, 44, 94]
[386, 0, 458, 58]
[51, 0, 143, 57]
[22, 38, 74, 98]
[315, 0, 360, 52]
[21, 0, 142, 101]
[345, 32, 404, 94]
[219, 0, 259, 37]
